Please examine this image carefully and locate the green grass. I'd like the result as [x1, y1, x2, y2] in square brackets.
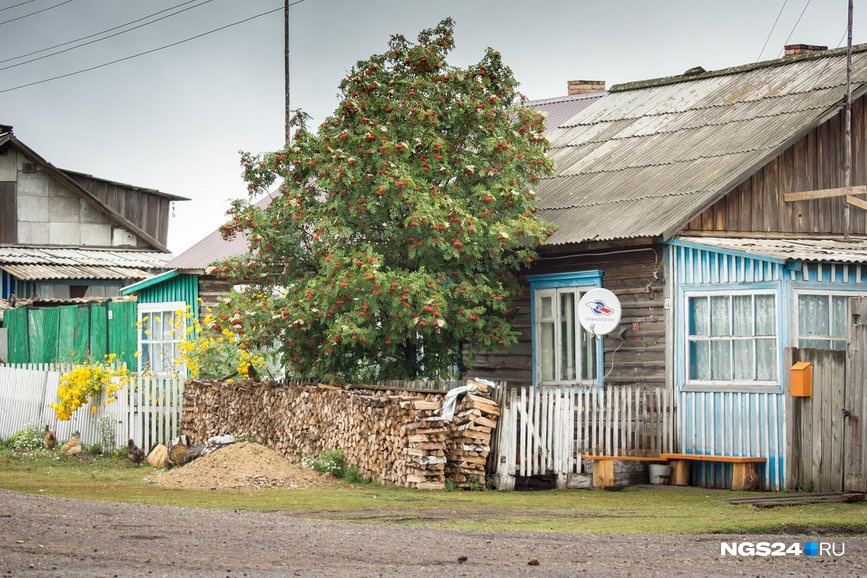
[1, 447, 865, 536]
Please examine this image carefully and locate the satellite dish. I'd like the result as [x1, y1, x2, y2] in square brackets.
[578, 288, 622, 336]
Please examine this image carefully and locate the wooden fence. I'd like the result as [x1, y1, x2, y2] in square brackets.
[0, 363, 184, 452]
[494, 384, 675, 489]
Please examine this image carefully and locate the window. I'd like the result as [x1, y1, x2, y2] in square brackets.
[797, 293, 848, 350]
[686, 292, 777, 384]
[535, 287, 597, 385]
[137, 302, 186, 376]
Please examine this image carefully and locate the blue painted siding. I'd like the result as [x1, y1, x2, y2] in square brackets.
[671, 242, 787, 490]
[670, 241, 867, 491]
[678, 390, 785, 490]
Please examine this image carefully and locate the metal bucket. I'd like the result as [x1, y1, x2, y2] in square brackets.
[648, 463, 671, 485]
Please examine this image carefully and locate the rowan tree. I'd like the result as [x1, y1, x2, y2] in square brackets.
[212, 18, 554, 383]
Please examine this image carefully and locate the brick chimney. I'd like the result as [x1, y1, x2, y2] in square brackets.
[567, 80, 606, 95]
[784, 44, 828, 58]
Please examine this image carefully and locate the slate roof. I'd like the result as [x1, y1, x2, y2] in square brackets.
[537, 44, 867, 246]
[673, 236, 867, 264]
[0, 247, 171, 280]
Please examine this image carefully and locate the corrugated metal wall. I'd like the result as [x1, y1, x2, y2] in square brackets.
[678, 390, 785, 490]
[5, 301, 137, 367]
[134, 274, 199, 320]
[671, 243, 787, 490]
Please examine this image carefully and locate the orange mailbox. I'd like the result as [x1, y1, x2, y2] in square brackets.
[791, 361, 813, 397]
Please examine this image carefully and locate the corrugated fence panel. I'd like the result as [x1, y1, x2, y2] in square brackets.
[679, 390, 784, 491]
[108, 301, 138, 370]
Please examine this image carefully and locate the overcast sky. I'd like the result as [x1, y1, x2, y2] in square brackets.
[1, 0, 864, 254]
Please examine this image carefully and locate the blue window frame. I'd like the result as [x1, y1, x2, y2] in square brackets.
[528, 271, 603, 387]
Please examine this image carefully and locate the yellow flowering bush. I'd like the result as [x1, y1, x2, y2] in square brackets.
[151, 300, 275, 382]
[51, 354, 130, 421]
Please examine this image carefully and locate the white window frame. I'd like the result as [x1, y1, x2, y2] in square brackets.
[137, 301, 187, 377]
[794, 290, 850, 351]
[684, 289, 778, 388]
[534, 286, 597, 387]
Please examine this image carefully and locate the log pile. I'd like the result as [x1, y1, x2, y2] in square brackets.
[444, 380, 501, 488]
[400, 398, 448, 490]
[181, 379, 500, 489]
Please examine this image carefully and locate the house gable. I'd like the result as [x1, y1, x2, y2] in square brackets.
[0, 130, 182, 252]
[685, 94, 867, 236]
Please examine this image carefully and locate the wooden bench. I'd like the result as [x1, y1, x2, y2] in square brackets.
[583, 455, 668, 489]
[660, 453, 766, 491]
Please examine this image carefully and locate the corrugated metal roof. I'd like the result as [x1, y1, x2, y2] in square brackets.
[537, 44, 867, 246]
[528, 91, 606, 130]
[0, 247, 171, 280]
[675, 236, 867, 264]
[166, 194, 276, 270]
[166, 229, 250, 271]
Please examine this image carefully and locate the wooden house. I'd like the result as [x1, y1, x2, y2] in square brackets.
[0, 125, 187, 363]
[475, 45, 867, 492]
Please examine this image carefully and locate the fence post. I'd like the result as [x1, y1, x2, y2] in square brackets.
[495, 388, 517, 491]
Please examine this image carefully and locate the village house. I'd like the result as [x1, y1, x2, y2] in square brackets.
[0, 125, 186, 365]
[478, 44, 867, 493]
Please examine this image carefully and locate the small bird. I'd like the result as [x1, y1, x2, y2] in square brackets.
[128, 438, 145, 466]
[60, 431, 81, 455]
[43, 425, 56, 450]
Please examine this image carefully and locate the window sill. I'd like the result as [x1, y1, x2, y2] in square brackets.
[681, 383, 783, 394]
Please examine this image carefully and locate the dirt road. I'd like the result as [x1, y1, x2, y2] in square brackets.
[1, 489, 864, 577]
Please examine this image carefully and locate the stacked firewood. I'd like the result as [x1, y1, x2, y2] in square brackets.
[399, 398, 448, 490]
[181, 379, 500, 490]
[444, 380, 501, 489]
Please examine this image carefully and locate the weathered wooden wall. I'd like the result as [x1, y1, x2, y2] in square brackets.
[786, 348, 846, 492]
[180, 380, 499, 489]
[69, 173, 173, 245]
[469, 243, 667, 389]
[197, 275, 232, 317]
[686, 95, 867, 235]
[786, 297, 867, 493]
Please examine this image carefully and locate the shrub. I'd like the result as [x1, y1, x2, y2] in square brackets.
[304, 449, 346, 478]
[8, 425, 44, 452]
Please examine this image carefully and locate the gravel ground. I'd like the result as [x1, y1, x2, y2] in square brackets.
[1, 489, 865, 577]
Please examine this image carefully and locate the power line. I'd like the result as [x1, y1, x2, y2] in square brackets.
[0, 5, 285, 94]
[0, 0, 40, 13]
[779, 0, 812, 55]
[0, 0, 215, 71]
[0, 0, 200, 65]
[0, 0, 73, 27]
[757, 0, 788, 61]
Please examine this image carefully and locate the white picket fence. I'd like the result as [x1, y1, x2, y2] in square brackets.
[494, 384, 676, 489]
[0, 363, 184, 452]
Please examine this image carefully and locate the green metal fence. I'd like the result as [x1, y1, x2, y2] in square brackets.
[5, 300, 138, 368]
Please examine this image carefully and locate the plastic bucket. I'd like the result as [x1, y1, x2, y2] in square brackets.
[648, 463, 671, 485]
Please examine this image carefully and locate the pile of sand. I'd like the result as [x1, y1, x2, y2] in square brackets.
[147, 441, 336, 490]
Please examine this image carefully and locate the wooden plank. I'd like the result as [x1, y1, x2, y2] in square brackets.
[784, 185, 867, 202]
[660, 453, 766, 463]
[847, 195, 867, 211]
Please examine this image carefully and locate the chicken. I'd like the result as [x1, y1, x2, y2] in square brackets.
[43, 425, 56, 450]
[128, 439, 145, 466]
[60, 431, 81, 455]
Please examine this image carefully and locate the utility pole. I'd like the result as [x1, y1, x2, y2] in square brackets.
[844, 0, 853, 239]
[284, 0, 291, 145]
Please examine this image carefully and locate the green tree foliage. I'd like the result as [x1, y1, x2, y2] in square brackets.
[212, 18, 554, 383]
